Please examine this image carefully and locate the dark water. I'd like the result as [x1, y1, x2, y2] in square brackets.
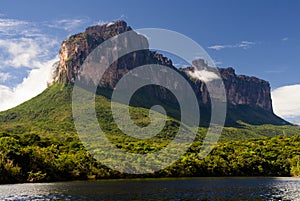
[0, 177, 299, 201]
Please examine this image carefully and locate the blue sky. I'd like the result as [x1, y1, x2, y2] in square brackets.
[0, 0, 299, 123]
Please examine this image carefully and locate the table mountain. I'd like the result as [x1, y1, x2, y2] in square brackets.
[48, 20, 288, 126]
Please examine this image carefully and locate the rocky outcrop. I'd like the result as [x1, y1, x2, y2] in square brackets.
[220, 68, 273, 112]
[49, 20, 132, 85]
[49, 20, 287, 125]
[48, 20, 172, 88]
[181, 61, 273, 112]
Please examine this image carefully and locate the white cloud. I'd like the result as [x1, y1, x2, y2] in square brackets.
[47, 18, 89, 32]
[0, 37, 58, 69]
[96, 20, 108, 25]
[238, 41, 255, 49]
[0, 18, 27, 28]
[0, 38, 40, 68]
[0, 18, 41, 37]
[0, 72, 11, 82]
[0, 57, 58, 111]
[0, 16, 101, 111]
[188, 69, 219, 82]
[207, 45, 226, 51]
[213, 60, 222, 66]
[95, 14, 127, 26]
[271, 84, 300, 118]
[173, 63, 190, 68]
[0, 17, 59, 70]
[291, 119, 300, 125]
[208, 41, 256, 51]
[0, 17, 61, 111]
[0, 18, 28, 30]
[282, 37, 289, 41]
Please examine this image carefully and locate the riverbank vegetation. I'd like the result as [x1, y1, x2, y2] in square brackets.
[0, 84, 299, 183]
[0, 133, 299, 184]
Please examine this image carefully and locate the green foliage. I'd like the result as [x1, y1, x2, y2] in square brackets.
[291, 155, 300, 176]
[27, 171, 47, 182]
[0, 129, 298, 183]
[0, 84, 76, 140]
[0, 84, 299, 183]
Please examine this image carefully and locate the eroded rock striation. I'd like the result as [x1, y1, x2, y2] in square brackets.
[49, 20, 288, 125]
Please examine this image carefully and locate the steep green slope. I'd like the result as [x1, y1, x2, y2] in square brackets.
[0, 84, 185, 142]
[0, 84, 75, 139]
[0, 83, 297, 142]
[226, 104, 289, 126]
[0, 84, 299, 183]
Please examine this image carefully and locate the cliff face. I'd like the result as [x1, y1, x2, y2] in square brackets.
[49, 20, 173, 88]
[181, 62, 273, 113]
[49, 20, 285, 125]
[219, 68, 272, 112]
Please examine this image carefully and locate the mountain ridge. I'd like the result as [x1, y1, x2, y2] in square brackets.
[48, 20, 289, 126]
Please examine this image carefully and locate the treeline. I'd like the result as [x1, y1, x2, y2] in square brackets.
[169, 135, 300, 177]
[0, 133, 299, 184]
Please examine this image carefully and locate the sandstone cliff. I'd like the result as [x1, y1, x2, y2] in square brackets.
[49, 20, 288, 126]
[49, 20, 172, 87]
[181, 61, 273, 113]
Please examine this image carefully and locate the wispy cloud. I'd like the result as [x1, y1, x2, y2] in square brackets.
[291, 118, 300, 125]
[173, 63, 190, 68]
[0, 37, 58, 69]
[0, 17, 62, 111]
[208, 45, 226, 51]
[94, 14, 127, 27]
[271, 84, 300, 119]
[238, 41, 255, 48]
[208, 41, 256, 51]
[0, 72, 11, 82]
[0, 18, 32, 37]
[47, 18, 90, 32]
[0, 16, 103, 111]
[0, 57, 57, 111]
[188, 69, 219, 83]
[0, 18, 27, 28]
[96, 20, 108, 25]
[282, 37, 289, 41]
[213, 60, 222, 66]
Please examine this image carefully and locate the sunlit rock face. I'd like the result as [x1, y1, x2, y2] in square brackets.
[50, 20, 287, 125]
[181, 61, 273, 112]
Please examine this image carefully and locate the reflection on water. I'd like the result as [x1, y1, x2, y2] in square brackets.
[0, 177, 299, 201]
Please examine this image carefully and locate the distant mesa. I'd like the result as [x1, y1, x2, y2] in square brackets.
[48, 20, 289, 126]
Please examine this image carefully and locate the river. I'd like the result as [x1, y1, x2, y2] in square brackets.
[0, 177, 299, 200]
